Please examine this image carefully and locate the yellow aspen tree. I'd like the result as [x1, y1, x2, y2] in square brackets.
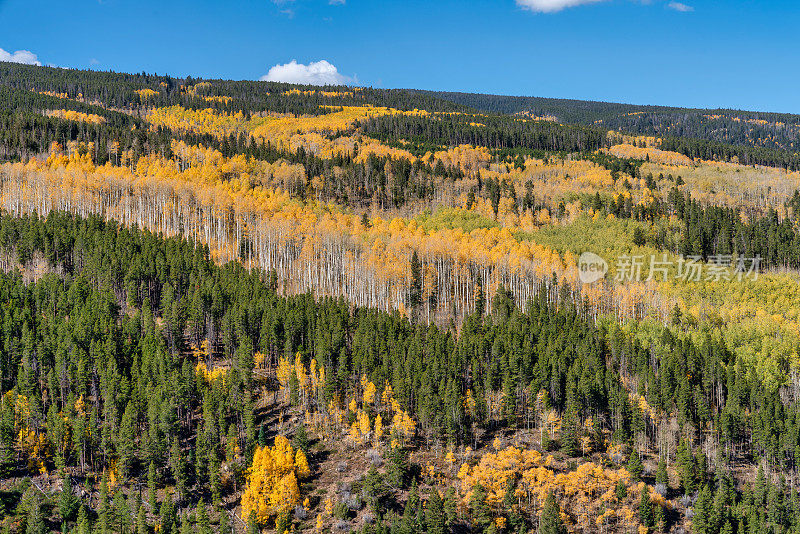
[374, 414, 384, 444]
[295, 449, 311, 479]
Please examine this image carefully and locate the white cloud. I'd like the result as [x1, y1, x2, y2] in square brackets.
[0, 47, 42, 66]
[517, 0, 695, 13]
[260, 60, 351, 86]
[329, 0, 346, 4]
[516, 0, 608, 13]
[667, 1, 694, 11]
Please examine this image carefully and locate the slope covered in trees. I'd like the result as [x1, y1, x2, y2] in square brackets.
[1, 212, 799, 534]
[2, 62, 800, 534]
[425, 90, 800, 164]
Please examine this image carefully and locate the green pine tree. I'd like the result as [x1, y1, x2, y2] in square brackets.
[59, 471, 79, 522]
[136, 506, 148, 534]
[118, 402, 136, 481]
[258, 425, 266, 447]
[539, 492, 566, 534]
[179, 512, 192, 534]
[559, 396, 579, 457]
[246, 512, 259, 534]
[196, 499, 211, 534]
[656, 457, 668, 486]
[400, 480, 422, 534]
[468, 483, 492, 531]
[292, 424, 310, 454]
[148, 460, 158, 512]
[628, 449, 644, 481]
[639, 485, 654, 532]
[425, 490, 446, 534]
[77, 505, 92, 534]
[409, 250, 422, 311]
[276, 509, 292, 534]
[160, 492, 175, 534]
[218, 506, 231, 534]
[654, 503, 666, 533]
[444, 487, 458, 527]
[386, 446, 409, 489]
[615, 480, 627, 500]
[24, 494, 46, 534]
[99, 471, 111, 534]
[693, 485, 713, 534]
[363, 464, 384, 514]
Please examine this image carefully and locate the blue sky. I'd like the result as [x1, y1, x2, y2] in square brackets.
[1, 0, 798, 113]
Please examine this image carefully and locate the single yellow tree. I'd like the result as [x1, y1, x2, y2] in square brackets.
[241, 435, 305, 524]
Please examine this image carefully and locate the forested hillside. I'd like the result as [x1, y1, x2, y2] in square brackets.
[2, 62, 800, 534]
[425, 90, 800, 168]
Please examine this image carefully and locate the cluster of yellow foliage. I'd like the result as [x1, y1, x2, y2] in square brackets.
[704, 114, 788, 129]
[276, 353, 326, 407]
[282, 89, 356, 99]
[145, 105, 405, 150]
[345, 376, 391, 445]
[630, 392, 659, 421]
[361, 374, 376, 405]
[282, 132, 417, 165]
[349, 409, 373, 444]
[645, 157, 800, 213]
[429, 144, 492, 173]
[307, 379, 413, 448]
[145, 106, 252, 138]
[181, 82, 212, 97]
[191, 340, 209, 359]
[390, 399, 416, 445]
[203, 95, 232, 104]
[135, 88, 160, 100]
[607, 143, 694, 166]
[44, 109, 106, 125]
[37, 90, 70, 99]
[106, 460, 120, 489]
[458, 445, 666, 532]
[241, 435, 310, 524]
[195, 361, 226, 383]
[144, 103, 440, 169]
[17, 428, 47, 474]
[514, 111, 559, 123]
[8, 393, 47, 474]
[353, 136, 417, 163]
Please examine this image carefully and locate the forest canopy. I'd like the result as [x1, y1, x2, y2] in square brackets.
[0, 62, 800, 534]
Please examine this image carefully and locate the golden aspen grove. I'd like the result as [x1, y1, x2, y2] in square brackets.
[3, 59, 800, 534]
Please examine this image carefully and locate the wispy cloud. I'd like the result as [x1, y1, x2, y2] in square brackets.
[0, 47, 41, 66]
[271, 0, 296, 17]
[517, 0, 695, 13]
[260, 60, 352, 86]
[667, 2, 694, 11]
[329, 0, 346, 4]
[516, 0, 608, 13]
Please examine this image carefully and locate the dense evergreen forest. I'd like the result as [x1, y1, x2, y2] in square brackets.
[0, 63, 468, 116]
